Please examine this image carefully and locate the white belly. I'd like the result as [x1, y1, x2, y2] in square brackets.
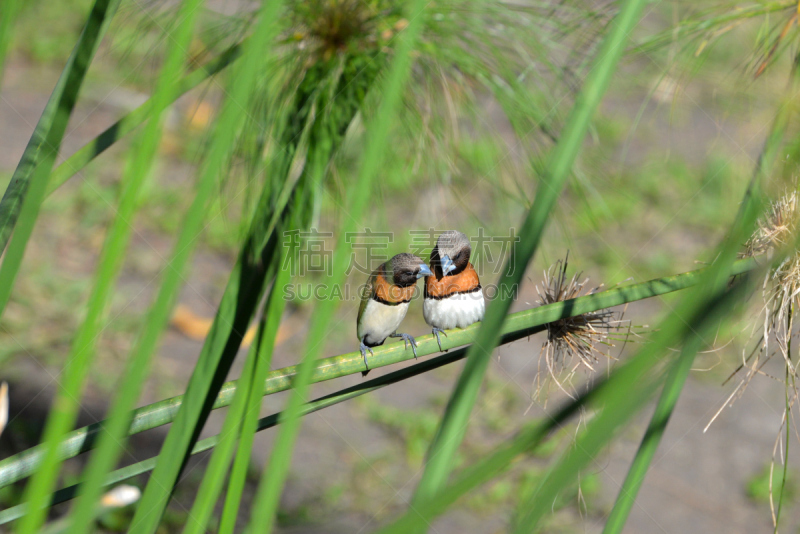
[357, 299, 410, 346]
[423, 290, 485, 330]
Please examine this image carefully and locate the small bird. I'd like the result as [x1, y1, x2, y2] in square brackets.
[424, 230, 485, 350]
[357, 253, 432, 373]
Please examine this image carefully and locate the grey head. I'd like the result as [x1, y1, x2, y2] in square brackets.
[431, 230, 471, 277]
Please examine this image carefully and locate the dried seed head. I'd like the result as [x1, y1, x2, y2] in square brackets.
[743, 190, 799, 259]
[534, 253, 630, 401]
[747, 189, 800, 369]
[708, 189, 800, 432]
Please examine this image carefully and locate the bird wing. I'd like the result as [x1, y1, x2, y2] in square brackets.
[357, 270, 377, 326]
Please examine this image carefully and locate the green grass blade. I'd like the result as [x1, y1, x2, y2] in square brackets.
[0, 0, 20, 87]
[217, 252, 295, 533]
[47, 43, 241, 196]
[14, 0, 202, 531]
[602, 70, 795, 534]
[183, 254, 293, 534]
[377, 257, 765, 534]
[0, 0, 120, 314]
[244, 3, 428, 530]
[0, 257, 759, 490]
[180, 326, 263, 534]
[127, 2, 287, 531]
[600, 343, 695, 534]
[66, 32, 248, 534]
[512, 149, 767, 533]
[411, 0, 649, 506]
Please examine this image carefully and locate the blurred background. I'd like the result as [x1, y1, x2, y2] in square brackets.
[2, 0, 800, 532]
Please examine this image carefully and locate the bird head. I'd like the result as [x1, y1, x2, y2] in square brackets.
[389, 253, 432, 288]
[431, 230, 471, 278]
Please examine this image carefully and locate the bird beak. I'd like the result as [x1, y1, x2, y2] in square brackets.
[441, 255, 456, 275]
[417, 263, 433, 278]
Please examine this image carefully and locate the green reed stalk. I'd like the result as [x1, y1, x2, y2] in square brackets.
[0, 0, 120, 309]
[410, 0, 649, 509]
[244, 2, 428, 530]
[126, 2, 286, 532]
[14, 0, 202, 531]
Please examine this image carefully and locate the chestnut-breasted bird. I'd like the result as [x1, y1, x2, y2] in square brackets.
[424, 230, 485, 350]
[357, 253, 432, 372]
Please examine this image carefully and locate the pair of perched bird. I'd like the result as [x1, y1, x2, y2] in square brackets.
[356, 230, 485, 371]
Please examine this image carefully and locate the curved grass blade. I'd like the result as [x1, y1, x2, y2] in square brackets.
[47, 43, 241, 196]
[0, 257, 759, 490]
[411, 0, 650, 508]
[13, 0, 203, 531]
[183, 249, 293, 534]
[66, 28, 250, 534]
[512, 138, 767, 532]
[216, 249, 294, 533]
[379, 242, 767, 534]
[0, 0, 20, 87]
[0, 0, 120, 314]
[244, 2, 428, 530]
[602, 67, 797, 534]
[126, 2, 288, 531]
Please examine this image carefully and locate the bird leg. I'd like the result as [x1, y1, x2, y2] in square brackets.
[390, 332, 418, 359]
[360, 336, 374, 372]
[432, 327, 448, 352]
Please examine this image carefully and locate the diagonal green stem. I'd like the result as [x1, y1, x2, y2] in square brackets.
[0, 0, 20, 87]
[0, 257, 759, 490]
[126, 2, 287, 533]
[0, 0, 120, 310]
[411, 0, 649, 509]
[14, 0, 203, 530]
[245, 3, 427, 531]
[601, 338, 695, 534]
[46, 43, 241, 196]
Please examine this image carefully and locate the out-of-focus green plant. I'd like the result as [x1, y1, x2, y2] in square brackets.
[3, 0, 797, 532]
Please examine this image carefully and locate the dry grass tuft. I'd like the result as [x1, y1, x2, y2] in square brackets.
[716, 190, 800, 412]
[533, 253, 631, 402]
[710, 189, 800, 527]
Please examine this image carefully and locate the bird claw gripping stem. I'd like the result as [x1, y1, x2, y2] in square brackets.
[432, 327, 448, 352]
[359, 337, 374, 373]
[391, 332, 418, 358]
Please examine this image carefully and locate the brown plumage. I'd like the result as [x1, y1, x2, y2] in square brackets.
[425, 263, 481, 299]
[357, 253, 432, 374]
[423, 231, 485, 351]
